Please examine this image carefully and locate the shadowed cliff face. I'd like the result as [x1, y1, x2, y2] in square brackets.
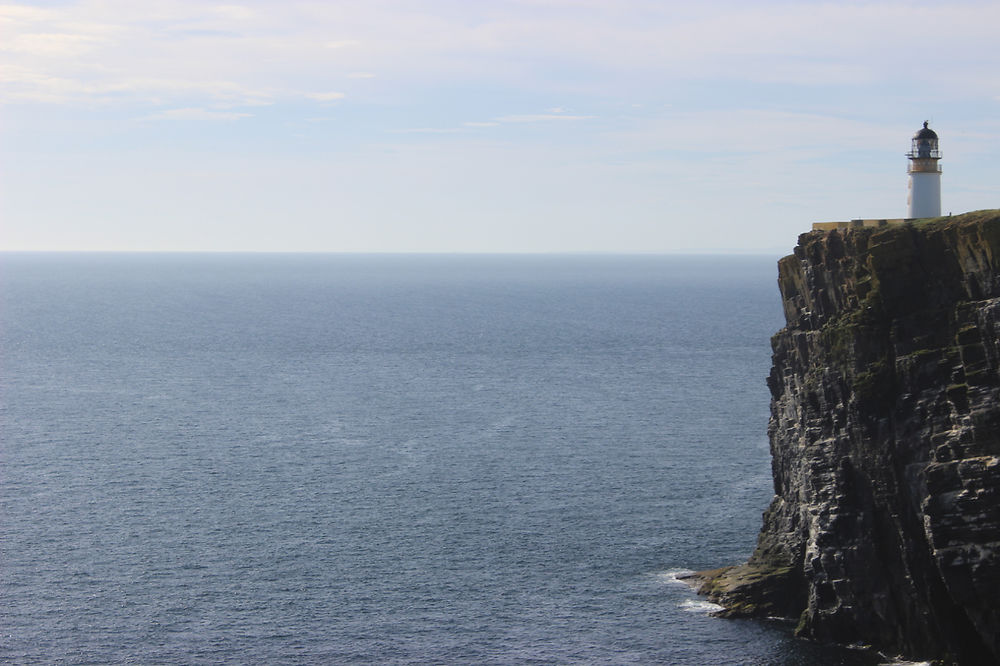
[694, 210, 1000, 665]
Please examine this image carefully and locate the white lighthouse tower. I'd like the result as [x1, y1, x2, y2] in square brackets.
[906, 121, 942, 218]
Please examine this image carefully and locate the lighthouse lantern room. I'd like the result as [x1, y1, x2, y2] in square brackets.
[906, 121, 942, 219]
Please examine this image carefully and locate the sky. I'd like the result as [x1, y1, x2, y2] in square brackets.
[1, 0, 998, 253]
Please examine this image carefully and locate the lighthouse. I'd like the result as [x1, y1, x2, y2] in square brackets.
[906, 121, 942, 218]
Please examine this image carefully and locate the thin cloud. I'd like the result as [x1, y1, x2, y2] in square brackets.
[0, 5, 58, 21]
[2, 31, 103, 56]
[305, 91, 346, 102]
[444, 113, 592, 133]
[495, 114, 595, 123]
[115, 78, 273, 106]
[2, 1, 998, 110]
[146, 107, 253, 121]
[393, 127, 467, 134]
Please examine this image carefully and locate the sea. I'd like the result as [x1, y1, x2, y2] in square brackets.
[0, 253, 885, 665]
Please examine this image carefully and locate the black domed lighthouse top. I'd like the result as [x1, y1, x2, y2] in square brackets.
[909, 121, 940, 159]
[914, 120, 938, 140]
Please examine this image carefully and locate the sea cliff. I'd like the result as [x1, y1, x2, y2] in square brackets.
[692, 210, 1000, 664]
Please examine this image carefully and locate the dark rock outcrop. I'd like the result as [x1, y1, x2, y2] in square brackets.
[693, 210, 1000, 664]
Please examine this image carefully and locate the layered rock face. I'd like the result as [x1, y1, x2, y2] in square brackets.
[697, 211, 1000, 664]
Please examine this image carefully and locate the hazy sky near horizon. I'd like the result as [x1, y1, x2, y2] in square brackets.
[2, 0, 998, 253]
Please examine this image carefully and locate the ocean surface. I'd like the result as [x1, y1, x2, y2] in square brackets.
[0, 253, 883, 665]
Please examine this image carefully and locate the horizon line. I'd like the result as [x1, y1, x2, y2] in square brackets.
[0, 248, 789, 257]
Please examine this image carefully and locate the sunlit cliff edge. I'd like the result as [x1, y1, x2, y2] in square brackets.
[689, 209, 1000, 665]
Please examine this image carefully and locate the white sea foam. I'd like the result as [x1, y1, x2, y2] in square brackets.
[679, 599, 724, 614]
[653, 569, 697, 587]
